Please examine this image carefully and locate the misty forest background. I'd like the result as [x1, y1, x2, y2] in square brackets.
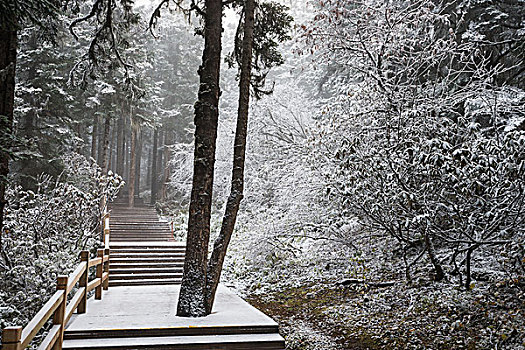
[1, 0, 524, 349]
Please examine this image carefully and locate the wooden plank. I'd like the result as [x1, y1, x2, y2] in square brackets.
[87, 278, 101, 293]
[88, 257, 102, 268]
[20, 291, 64, 348]
[36, 325, 61, 350]
[67, 262, 87, 294]
[103, 248, 110, 290]
[78, 251, 89, 314]
[2, 326, 22, 350]
[52, 276, 68, 350]
[62, 333, 285, 349]
[95, 249, 104, 300]
[65, 288, 85, 325]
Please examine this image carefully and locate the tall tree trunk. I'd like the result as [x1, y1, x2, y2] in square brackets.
[0, 26, 17, 247]
[100, 114, 111, 174]
[205, 0, 255, 314]
[116, 111, 124, 177]
[90, 114, 98, 161]
[18, 31, 37, 188]
[160, 129, 172, 202]
[177, 0, 223, 317]
[128, 111, 137, 207]
[156, 128, 164, 198]
[150, 127, 158, 205]
[134, 128, 142, 195]
[146, 147, 152, 195]
[124, 115, 130, 184]
[109, 117, 117, 171]
[97, 114, 104, 167]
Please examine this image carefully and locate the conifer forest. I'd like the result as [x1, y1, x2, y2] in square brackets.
[0, 1, 524, 349]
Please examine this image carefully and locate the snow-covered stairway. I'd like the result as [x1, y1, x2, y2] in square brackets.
[108, 202, 184, 286]
[58, 199, 285, 349]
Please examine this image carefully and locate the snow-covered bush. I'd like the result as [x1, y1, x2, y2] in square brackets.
[0, 152, 122, 329]
[302, 0, 525, 287]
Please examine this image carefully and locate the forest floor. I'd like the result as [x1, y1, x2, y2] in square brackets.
[245, 277, 524, 350]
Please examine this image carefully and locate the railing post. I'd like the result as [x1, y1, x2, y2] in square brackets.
[78, 251, 89, 313]
[104, 211, 110, 246]
[95, 249, 104, 300]
[103, 248, 110, 290]
[52, 276, 68, 350]
[1, 326, 22, 350]
[100, 196, 106, 243]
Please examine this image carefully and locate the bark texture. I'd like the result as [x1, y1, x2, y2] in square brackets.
[0, 27, 17, 242]
[205, 0, 255, 314]
[177, 0, 223, 317]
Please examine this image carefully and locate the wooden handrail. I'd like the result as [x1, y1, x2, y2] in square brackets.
[86, 278, 101, 293]
[88, 257, 103, 268]
[19, 291, 64, 348]
[66, 262, 87, 294]
[2, 196, 112, 350]
[2, 250, 111, 350]
[64, 288, 85, 325]
[36, 325, 60, 350]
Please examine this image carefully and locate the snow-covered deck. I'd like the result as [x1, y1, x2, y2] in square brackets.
[66, 284, 278, 332]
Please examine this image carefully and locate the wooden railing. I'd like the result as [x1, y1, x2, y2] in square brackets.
[1, 200, 112, 350]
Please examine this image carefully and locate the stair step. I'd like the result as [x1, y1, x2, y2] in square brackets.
[109, 262, 184, 269]
[110, 238, 174, 241]
[111, 252, 185, 258]
[62, 333, 285, 349]
[64, 325, 280, 339]
[111, 257, 185, 263]
[108, 278, 182, 286]
[110, 235, 174, 238]
[110, 267, 183, 274]
[109, 248, 185, 253]
[109, 273, 183, 280]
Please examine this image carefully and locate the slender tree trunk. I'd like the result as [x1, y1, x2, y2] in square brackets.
[424, 231, 444, 281]
[101, 114, 111, 174]
[205, 0, 255, 314]
[18, 32, 37, 188]
[109, 117, 117, 171]
[156, 128, 164, 197]
[128, 110, 137, 207]
[134, 128, 142, 195]
[177, 0, 223, 317]
[150, 127, 158, 205]
[0, 26, 17, 244]
[90, 114, 98, 161]
[124, 116, 130, 184]
[97, 114, 104, 167]
[160, 129, 172, 202]
[116, 111, 124, 177]
[146, 147, 152, 195]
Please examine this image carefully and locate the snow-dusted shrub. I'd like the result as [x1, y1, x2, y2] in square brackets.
[303, 0, 525, 287]
[0, 152, 122, 329]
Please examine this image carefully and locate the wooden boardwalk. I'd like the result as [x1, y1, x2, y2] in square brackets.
[61, 201, 285, 349]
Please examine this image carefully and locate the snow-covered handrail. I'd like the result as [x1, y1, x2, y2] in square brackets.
[1, 248, 110, 350]
[1, 196, 113, 350]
